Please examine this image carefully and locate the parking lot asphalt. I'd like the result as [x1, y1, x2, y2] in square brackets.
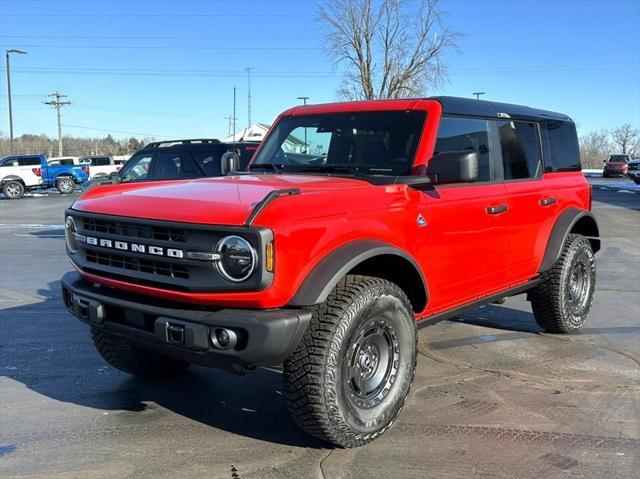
[1, 186, 639, 479]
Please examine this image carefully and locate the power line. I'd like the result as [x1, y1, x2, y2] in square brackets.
[9, 44, 323, 51]
[63, 124, 173, 138]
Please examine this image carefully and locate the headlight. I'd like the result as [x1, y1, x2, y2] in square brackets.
[65, 216, 78, 253]
[214, 235, 257, 282]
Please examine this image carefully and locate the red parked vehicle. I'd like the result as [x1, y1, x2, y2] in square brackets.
[603, 154, 632, 177]
[62, 97, 599, 447]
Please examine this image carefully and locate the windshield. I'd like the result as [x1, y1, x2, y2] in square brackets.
[250, 111, 425, 176]
[608, 155, 629, 162]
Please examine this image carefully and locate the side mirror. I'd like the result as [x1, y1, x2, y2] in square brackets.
[221, 151, 240, 176]
[427, 150, 479, 184]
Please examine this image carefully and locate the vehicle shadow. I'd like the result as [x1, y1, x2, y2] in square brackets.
[463, 302, 640, 336]
[0, 280, 324, 448]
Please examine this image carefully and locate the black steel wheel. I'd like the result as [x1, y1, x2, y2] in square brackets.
[531, 234, 596, 333]
[283, 275, 417, 447]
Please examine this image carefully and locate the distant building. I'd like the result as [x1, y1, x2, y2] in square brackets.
[223, 123, 306, 152]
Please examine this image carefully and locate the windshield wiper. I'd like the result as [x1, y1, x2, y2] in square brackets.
[298, 165, 359, 175]
[248, 163, 286, 172]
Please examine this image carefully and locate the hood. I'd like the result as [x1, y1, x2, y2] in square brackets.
[71, 174, 371, 225]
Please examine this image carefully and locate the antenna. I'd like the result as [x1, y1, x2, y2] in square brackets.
[246, 67, 254, 129]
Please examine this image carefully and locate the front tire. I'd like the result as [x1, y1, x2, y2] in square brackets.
[2, 180, 25, 199]
[56, 176, 75, 194]
[283, 275, 417, 447]
[91, 329, 189, 376]
[530, 234, 596, 333]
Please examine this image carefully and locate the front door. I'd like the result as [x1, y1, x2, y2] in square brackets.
[419, 117, 511, 314]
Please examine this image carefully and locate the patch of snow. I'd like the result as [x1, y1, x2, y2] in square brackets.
[583, 169, 603, 178]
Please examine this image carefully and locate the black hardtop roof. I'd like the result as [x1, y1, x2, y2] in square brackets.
[429, 96, 572, 122]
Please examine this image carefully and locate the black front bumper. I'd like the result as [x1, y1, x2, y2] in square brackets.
[61, 272, 311, 373]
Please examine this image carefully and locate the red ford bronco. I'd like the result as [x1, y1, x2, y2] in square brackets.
[62, 97, 599, 447]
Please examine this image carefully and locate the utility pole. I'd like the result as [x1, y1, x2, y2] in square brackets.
[473, 91, 485, 100]
[297, 96, 309, 153]
[5, 49, 28, 155]
[43, 91, 71, 156]
[245, 67, 253, 129]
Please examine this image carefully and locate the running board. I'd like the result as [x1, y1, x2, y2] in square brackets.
[416, 279, 540, 329]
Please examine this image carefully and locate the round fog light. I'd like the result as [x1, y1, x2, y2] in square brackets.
[210, 328, 238, 350]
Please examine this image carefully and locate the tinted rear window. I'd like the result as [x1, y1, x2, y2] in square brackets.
[499, 121, 543, 180]
[542, 121, 581, 172]
[19, 157, 42, 166]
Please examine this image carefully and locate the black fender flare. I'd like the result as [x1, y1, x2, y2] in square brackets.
[539, 207, 600, 273]
[288, 239, 428, 309]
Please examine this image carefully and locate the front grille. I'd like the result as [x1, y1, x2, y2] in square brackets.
[69, 211, 270, 292]
[86, 250, 189, 279]
[628, 164, 639, 171]
[83, 217, 186, 243]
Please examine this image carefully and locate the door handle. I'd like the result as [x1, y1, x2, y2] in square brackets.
[539, 197, 557, 207]
[486, 204, 508, 215]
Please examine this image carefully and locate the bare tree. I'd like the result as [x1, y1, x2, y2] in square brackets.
[579, 130, 611, 168]
[318, 0, 459, 100]
[611, 124, 639, 157]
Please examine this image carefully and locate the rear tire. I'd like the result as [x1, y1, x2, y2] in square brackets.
[530, 234, 595, 333]
[91, 329, 189, 376]
[283, 275, 417, 447]
[56, 176, 75, 194]
[2, 180, 25, 199]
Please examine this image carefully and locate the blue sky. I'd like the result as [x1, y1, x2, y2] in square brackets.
[0, 0, 638, 140]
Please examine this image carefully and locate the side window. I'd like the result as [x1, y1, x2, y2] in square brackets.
[152, 151, 182, 179]
[19, 157, 42, 166]
[93, 157, 111, 166]
[121, 153, 153, 181]
[498, 121, 542, 180]
[434, 117, 493, 182]
[1, 158, 19, 167]
[179, 153, 203, 177]
[193, 149, 224, 176]
[542, 121, 581, 172]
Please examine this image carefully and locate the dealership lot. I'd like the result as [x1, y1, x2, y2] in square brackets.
[0, 187, 638, 478]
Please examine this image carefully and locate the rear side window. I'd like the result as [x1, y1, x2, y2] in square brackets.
[542, 121, 581, 172]
[92, 157, 111, 166]
[193, 149, 226, 176]
[19, 157, 42, 166]
[51, 158, 75, 166]
[153, 151, 204, 179]
[1, 158, 19, 167]
[434, 117, 494, 182]
[498, 121, 542, 180]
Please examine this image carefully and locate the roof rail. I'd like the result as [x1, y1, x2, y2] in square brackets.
[144, 138, 221, 148]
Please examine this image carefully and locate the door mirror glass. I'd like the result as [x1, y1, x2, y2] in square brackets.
[427, 150, 479, 184]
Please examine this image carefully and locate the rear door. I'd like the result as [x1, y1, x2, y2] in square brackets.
[422, 116, 511, 313]
[498, 120, 554, 280]
[17, 156, 43, 186]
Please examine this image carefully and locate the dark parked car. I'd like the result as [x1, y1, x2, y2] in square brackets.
[627, 159, 640, 184]
[84, 139, 260, 190]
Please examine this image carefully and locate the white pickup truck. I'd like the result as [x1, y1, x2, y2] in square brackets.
[78, 155, 128, 179]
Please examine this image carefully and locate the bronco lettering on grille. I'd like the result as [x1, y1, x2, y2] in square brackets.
[82, 235, 184, 259]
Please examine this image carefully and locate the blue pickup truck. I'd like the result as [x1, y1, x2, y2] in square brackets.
[0, 154, 89, 199]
